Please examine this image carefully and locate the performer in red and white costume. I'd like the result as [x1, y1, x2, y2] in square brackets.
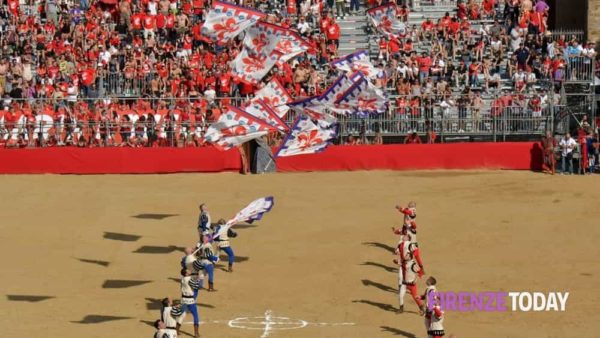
[394, 201, 418, 245]
[394, 233, 425, 313]
[421, 277, 444, 338]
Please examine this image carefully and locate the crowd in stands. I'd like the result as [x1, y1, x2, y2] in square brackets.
[0, 0, 598, 149]
[373, 0, 598, 135]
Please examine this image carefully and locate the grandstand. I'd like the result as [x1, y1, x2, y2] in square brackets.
[0, 0, 597, 148]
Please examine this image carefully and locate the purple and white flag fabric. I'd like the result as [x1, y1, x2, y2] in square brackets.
[275, 115, 337, 157]
[248, 78, 293, 118]
[330, 50, 383, 79]
[366, 3, 407, 38]
[244, 99, 289, 132]
[334, 73, 387, 115]
[226, 196, 275, 226]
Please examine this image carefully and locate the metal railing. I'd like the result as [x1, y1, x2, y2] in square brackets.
[564, 56, 596, 83]
[0, 111, 552, 148]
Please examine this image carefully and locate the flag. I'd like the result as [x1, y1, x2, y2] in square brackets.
[244, 99, 289, 132]
[249, 78, 293, 118]
[244, 22, 310, 64]
[287, 74, 358, 114]
[304, 109, 338, 129]
[330, 50, 383, 79]
[275, 115, 337, 157]
[201, 1, 266, 44]
[204, 106, 277, 150]
[213, 131, 269, 150]
[231, 48, 281, 85]
[366, 3, 407, 38]
[227, 196, 275, 225]
[275, 30, 310, 64]
[334, 73, 387, 115]
[242, 21, 285, 57]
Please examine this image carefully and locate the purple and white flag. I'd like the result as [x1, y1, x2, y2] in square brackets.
[204, 106, 277, 150]
[244, 99, 289, 132]
[366, 3, 407, 38]
[249, 78, 293, 118]
[330, 50, 383, 79]
[226, 196, 275, 226]
[287, 74, 358, 114]
[275, 115, 337, 158]
[334, 73, 387, 115]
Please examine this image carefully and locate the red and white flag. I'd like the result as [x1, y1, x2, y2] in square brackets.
[366, 3, 406, 38]
[249, 78, 293, 118]
[330, 50, 383, 79]
[275, 115, 337, 157]
[204, 106, 277, 150]
[274, 30, 310, 64]
[231, 48, 281, 85]
[201, 1, 266, 44]
[244, 99, 289, 132]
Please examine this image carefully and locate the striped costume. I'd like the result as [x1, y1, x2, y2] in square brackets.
[177, 276, 201, 326]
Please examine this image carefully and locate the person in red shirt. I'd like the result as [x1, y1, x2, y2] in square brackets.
[482, 0, 495, 19]
[325, 20, 340, 49]
[416, 52, 431, 84]
[404, 132, 422, 144]
[388, 37, 401, 58]
[131, 11, 144, 31]
[143, 11, 156, 39]
[420, 19, 435, 41]
[218, 70, 232, 97]
[468, 61, 481, 87]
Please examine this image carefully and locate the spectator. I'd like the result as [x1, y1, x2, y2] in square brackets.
[404, 131, 421, 144]
[559, 133, 577, 175]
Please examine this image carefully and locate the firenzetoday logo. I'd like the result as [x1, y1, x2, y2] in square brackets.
[427, 292, 569, 312]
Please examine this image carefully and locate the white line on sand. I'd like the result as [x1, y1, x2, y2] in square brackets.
[260, 310, 273, 338]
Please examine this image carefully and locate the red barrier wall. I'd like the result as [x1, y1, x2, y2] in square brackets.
[0, 147, 242, 174]
[277, 142, 543, 172]
[0, 143, 542, 174]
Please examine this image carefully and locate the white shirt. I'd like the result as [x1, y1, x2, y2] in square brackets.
[99, 50, 111, 64]
[491, 40, 502, 51]
[513, 72, 525, 82]
[559, 137, 577, 156]
[510, 28, 522, 51]
[525, 72, 536, 83]
[148, 1, 158, 15]
[297, 21, 310, 34]
[204, 89, 216, 103]
[396, 65, 409, 77]
[161, 306, 179, 329]
[181, 276, 199, 304]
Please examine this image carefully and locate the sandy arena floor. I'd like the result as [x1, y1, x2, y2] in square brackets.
[1, 170, 599, 338]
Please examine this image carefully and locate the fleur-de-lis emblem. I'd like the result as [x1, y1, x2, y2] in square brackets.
[296, 129, 324, 150]
[358, 97, 378, 110]
[213, 18, 239, 40]
[252, 33, 269, 54]
[351, 63, 371, 76]
[276, 39, 294, 54]
[222, 125, 248, 137]
[381, 17, 392, 32]
[262, 96, 280, 107]
[242, 54, 267, 73]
